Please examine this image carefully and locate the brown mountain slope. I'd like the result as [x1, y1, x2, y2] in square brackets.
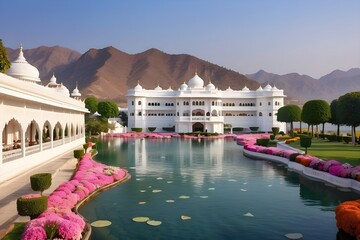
[57, 47, 259, 105]
[7, 46, 81, 80]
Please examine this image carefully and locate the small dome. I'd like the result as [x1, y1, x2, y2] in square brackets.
[7, 45, 40, 83]
[206, 82, 215, 90]
[226, 86, 233, 91]
[71, 84, 81, 97]
[154, 84, 162, 90]
[188, 73, 204, 88]
[272, 85, 279, 90]
[242, 86, 250, 91]
[134, 82, 143, 90]
[264, 84, 272, 91]
[167, 86, 173, 91]
[256, 86, 263, 92]
[58, 83, 70, 96]
[180, 82, 188, 91]
[47, 73, 58, 87]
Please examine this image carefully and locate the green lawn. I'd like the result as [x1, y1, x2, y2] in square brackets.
[288, 138, 360, 166]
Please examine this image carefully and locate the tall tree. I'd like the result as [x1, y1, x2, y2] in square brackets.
[276, 105, 302, 136]
[84, 96, 98, 114]
[337, 92, 360, 145]
[329, 99, 341, 136]
[97, 100, 119, 119]
[301, 100, 331, 136]
[0, 39, 11, 73]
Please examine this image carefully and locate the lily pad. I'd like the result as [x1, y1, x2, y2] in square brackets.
[147, 220, 162, 226]
[243, 212, 254, 217]
[179, 195, 190, 199]
[152, 189, 162, 193]
[132, 217, 150, 222]
[181, 215, 191, 220]
[91, 220, 112, 227]
[285, 233, 303, 239]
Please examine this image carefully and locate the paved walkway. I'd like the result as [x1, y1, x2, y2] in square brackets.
[0, 148, 79, 235]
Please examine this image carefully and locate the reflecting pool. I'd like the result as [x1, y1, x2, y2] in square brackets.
[79, 138, 360, 240]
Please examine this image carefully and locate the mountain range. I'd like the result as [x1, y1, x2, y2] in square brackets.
[6, 46, 360, 106]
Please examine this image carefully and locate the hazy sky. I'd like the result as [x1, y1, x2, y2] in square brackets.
[1, 0, 359, 78]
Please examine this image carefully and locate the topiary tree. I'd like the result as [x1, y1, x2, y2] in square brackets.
[328, 99, 342, 136]
[271, 127, 280, 136]
[301, 100, 331, 136]
[30, 173, 52, 195]
[337, 92, 360, 145]
[300, 135, 312, 154]
[276, 105, 302, 136]
[0, 39, 10, 73]
[17, 195, 48, 220]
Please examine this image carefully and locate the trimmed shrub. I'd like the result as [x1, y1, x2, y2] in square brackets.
[256, 138, 270, 147]
[272, 127, 280, 136]
[131, 128, 143, 132]
[74, 149, 85, 160]
[83, 143, 89, 150]
[148, 127, 156, 132]
[162, 126, 175, 132]
[326, 134, 337, 142]
[249, 127, 259, 132]
[279, 131, 285, 136]
[233, 127, 244, 132]
[300, 135, 312, 154]
[336, 136, 343, 142]
[30, 173, 52, 194]
[270, 134, 275, 140]
[289, 153, 301, 162]
[17, 195, 48, 219]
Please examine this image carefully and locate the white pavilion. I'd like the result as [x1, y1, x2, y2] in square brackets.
[127, 73, 286, 133]
[0, 45, 87, 183]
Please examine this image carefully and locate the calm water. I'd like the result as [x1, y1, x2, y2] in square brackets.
[79, 137, 360, 240]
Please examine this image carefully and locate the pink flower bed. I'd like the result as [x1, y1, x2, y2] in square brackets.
[22, 149, 127, 240]
[242, 138, 360, 181]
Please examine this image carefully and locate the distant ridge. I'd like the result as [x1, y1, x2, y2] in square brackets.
[6, 45, 360, 106]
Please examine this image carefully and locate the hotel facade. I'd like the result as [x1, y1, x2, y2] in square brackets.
[127, 73, 286, 133]
[0, 46, 87, 183]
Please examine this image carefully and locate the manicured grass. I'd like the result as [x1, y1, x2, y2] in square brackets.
[289, 138, 360, 166]
[1, 222, 26, 240]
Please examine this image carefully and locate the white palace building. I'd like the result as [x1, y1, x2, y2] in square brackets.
[0, 45, 87, 183]
[127, 73, 286, 133]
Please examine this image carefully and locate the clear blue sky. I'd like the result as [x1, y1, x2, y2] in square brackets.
[1, 0, 359, 78]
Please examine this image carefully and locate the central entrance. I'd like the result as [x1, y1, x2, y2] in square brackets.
[192, 122, 204, 132]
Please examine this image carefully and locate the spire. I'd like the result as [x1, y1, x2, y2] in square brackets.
[18, 43, 26, 61]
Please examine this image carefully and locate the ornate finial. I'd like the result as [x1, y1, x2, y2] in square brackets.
[76, 81, 78, 89]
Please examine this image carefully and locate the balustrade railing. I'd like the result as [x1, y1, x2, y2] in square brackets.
[3, 149, 22, 163]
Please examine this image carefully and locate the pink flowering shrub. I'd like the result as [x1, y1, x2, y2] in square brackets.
[22, 144, 128, 240]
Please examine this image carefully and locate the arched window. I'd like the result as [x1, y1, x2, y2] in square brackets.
[269, 113, 272, 116]
[259, 112, 263, 116]
[259, 102, 262, 106]
[138, 101, 141, 105]
[268, 102, 271, 106]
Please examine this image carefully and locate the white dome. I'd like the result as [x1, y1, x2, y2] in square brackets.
[154, 84, 162, 90]
[242, 86, 250, 91]
[188, 73, 204, 88]
[134, 82, 143, 90]
[264, 84, 272, 91]
[47, 74, 58, 87]
[7, 45, 40, 83]
[256, 86, 263, 92]
[58, 83, 70, 96]
[226, 86, 233, 91]
[180, 82, 188, 91]
[71, 85, 81, 97]
[206, 82, 215, 90]
[167, 86, 173, 91]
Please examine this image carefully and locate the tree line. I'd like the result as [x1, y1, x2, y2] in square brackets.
[277, 92, 360, 145]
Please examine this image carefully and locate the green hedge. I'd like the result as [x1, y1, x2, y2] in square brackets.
[233, 127, 244, 132]
[74, 149, 85, 160]
[256, 138, 270, 147]
[30, 173, 52, 194]
[131, 128, 143, 132]
[270, 134, 275, 140]
[325, 134, 337, 142]
[148, 127, 156, 132]
[17, 195, 48, 219]
[271, 127, 280, 135]
[162, 126, 175, 132]
[249, 127, 259, 132]
[343, 136, 351, 144]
